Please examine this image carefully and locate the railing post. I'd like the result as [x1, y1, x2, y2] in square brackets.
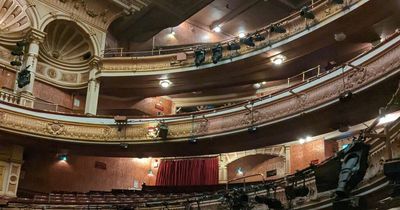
[120, 48, 122, 57]
[287, 78, 290, 87]
[302, 72, 305, 81]
[317, 65, 320, 76]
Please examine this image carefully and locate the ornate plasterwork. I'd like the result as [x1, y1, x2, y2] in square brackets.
[41, 20, 93, 64]
[99, 0, 356, 73]
[0, 0, 31, 37]
[35, 0, 122, 30]
[0, 36, 399, 143]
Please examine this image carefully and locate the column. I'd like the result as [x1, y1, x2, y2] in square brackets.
[18, 29, 46, 108]
[284, 146, 291, 175]
[84, 57, 101, 115]
[0, 144, 23, 198]
[218, 155, 228, 184]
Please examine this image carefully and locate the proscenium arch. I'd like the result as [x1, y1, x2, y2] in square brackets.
[39, 14, 101, 57]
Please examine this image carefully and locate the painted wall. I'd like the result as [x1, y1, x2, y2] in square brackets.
[32, 80, 85, 112]
[0, 69, 16, 90]
[19, 153, 159, 193]
[98, 96, 173, 116]
[290, 139, 338, 173]
[227, 155, 286, 183]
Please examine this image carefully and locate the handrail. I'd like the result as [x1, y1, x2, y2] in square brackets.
[226, 174, 266, 191]
[101, 0, 341, 58]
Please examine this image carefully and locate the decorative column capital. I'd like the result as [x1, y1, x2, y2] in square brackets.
[89, 56, 102, 70]
[26, 28, 46, 44]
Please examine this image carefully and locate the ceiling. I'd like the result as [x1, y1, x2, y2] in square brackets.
[100, 0, 400, 114]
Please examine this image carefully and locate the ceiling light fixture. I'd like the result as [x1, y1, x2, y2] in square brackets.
[159, 80, 172, 88]
[271, 55, 286, 65]
[169, 27, 175, 35]
[238, 32, 246, 38]
[212, 25, 222, 33]
[299, 138, 306, 144]
[253, 83, 261, 89]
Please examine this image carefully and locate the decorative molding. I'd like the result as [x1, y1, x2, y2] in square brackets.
[0, 35, 399, 143]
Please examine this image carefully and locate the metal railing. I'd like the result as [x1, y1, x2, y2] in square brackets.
[287, 65, 321, 87]
[101, 0, 352, 58]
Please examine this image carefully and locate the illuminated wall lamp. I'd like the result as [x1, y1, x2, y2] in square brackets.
[271, 55, 286, 65]
[159, 80, 172, 88]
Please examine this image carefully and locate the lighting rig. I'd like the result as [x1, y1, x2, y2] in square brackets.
[194, 48, 206, 66]
[10, 40, 31, 89]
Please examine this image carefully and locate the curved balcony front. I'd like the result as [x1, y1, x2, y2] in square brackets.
[0, 30, 399, 156]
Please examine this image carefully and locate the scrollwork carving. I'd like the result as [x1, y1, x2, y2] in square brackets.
[46, 121, 65, 135]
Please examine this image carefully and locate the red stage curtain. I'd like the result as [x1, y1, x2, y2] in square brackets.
[156, 157, 219, 186]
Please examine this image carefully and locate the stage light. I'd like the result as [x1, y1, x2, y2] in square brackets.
[339, 91, 352, 102]
[300, 6, 315, 19]
[271, 55, 285, 65]
[10, 60, 22, 66]
[212, 44, 223, 64]
[227, 41, 241, 51]
[158, 122, 168, 139]
[17, 65, 31, 88]
[270, 24, 286, 33]
[194, 49, 206, 67]
[255, 196, 284, 210]
[306, 136, 312, 142]
[238, 32, 246, 38]
[285, 185, 310, 200]
[159, 80, 172, 88]
[189, 137, 198, 144]
[299, 138, 306, 144]
[57, 154, 68, 161]
[240, 36, 255, 47]
[253, 83, 261, 89]
[254, 33, 265, 42]
[335, 140, 370, 198]
[247, 126, 257, 133]
[212, 25, 222, 33]
[11, 41, 27, 56]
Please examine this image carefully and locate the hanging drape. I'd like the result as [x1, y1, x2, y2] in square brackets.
[155, 157, 219, 186]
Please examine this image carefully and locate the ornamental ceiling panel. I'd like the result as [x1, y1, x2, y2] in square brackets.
[0, 0, 31, 37]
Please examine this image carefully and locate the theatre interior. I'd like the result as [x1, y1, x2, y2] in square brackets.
[1, 0, 400, 209]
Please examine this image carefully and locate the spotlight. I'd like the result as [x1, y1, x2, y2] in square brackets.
[270, 24, 286, 34]
[11, 41, 27, 56]
[254, 33, 265, 41]
[336, 140, 370, 198]
[240, 36, 255, 47]
[300, 6, 315, 19]
[285, 185, 310, 200]
[119, 143, 128, 149]
[255, 196, 284, 210]
[247, 126, 257, 133]
[212, 44, 223, 64]
[158, 122, 168, 139]
[299, 138, 306, 144]
[159, 80, 172, 88]
[17, 65, 31, 88]
[194, 49, 206, 67]
[57, 154, 68, 161]
[10, 60, 22, 66]
[227, 41, 241, 51]
[253, 83, 261, 89]
[271, 55, 285, 65]
[189, 137, 198, 144]
[238, 32, 246, 38]
[212, 25, 222, 33]
[339, 91, 352, 102]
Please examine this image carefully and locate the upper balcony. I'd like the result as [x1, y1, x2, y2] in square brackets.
[1, 30, 400, 156]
